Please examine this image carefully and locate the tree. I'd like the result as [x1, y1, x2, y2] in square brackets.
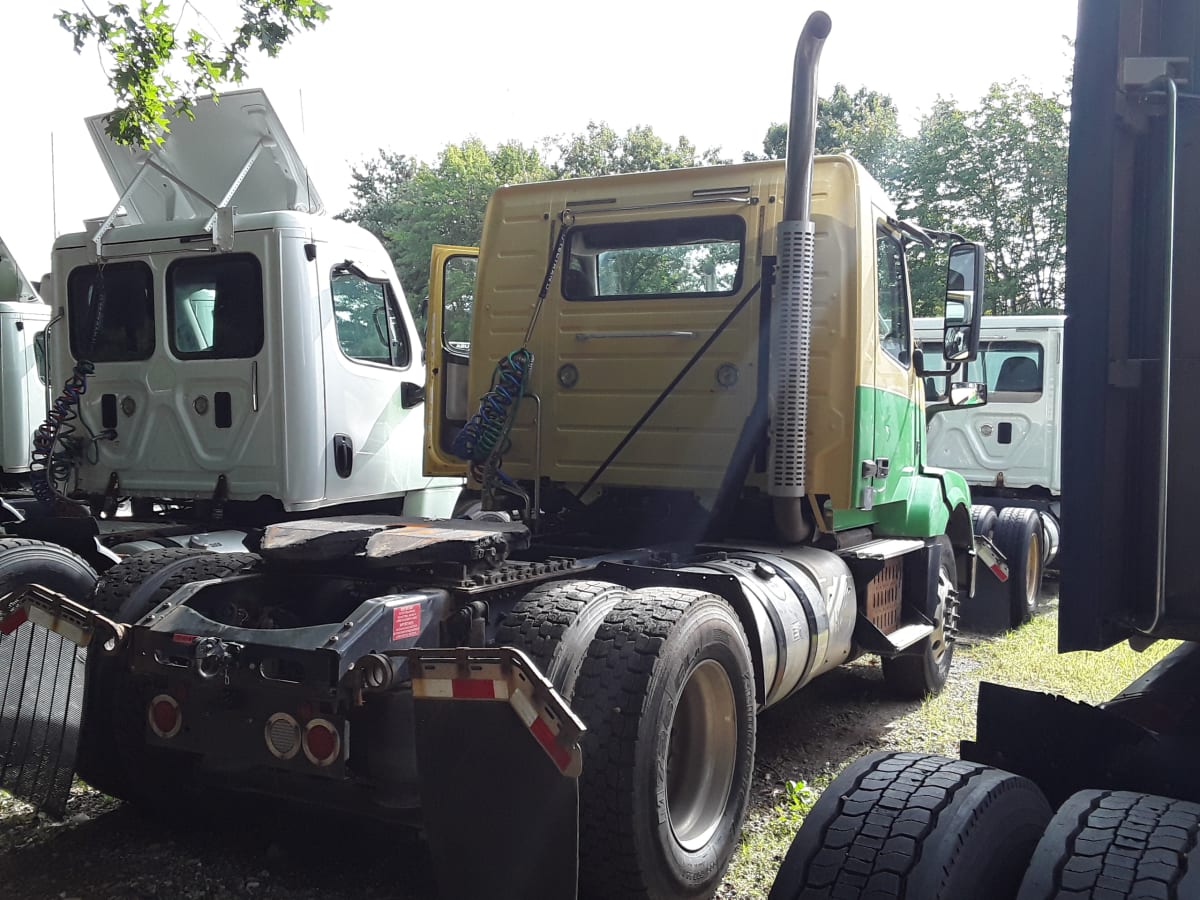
[342, 123, 728, 324]
[56, 0, 330, 148]
[340, 138, 550, 325]
[899, 84, 1068, 316]
[550, 122, 729, 178]
[743, 84, 903, 185]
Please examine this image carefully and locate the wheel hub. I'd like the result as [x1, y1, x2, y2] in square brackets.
[666, 659, 738, 852]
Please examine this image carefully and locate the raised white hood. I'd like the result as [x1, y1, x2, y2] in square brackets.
[86, 88, 323, 228]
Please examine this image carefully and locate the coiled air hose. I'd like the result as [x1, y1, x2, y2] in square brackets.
[30, 361, 96, 506]
[451, 348, 533, 465]
[451, 225, 569, 499]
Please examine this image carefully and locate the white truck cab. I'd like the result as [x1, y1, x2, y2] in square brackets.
[21, 90, 460, 557]
[0, 237, 52, 485]
[915, 314, 1064, 570]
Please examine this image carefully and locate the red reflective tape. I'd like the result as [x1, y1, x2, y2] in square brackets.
[530, 716, 572, 773]
[989, 563, 1007, 581]
[451, 679, 497, 700]
[173, 633, 198, 644]
[0, 608, 27, 635]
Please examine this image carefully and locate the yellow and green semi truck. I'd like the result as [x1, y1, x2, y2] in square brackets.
[0, 11, 1000, 900]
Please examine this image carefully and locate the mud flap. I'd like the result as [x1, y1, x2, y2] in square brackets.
[0, 585, 125, 817]
[405, 648, 584, 900]
[960, 535, 1011, 633]
[0, 621, 86, 817]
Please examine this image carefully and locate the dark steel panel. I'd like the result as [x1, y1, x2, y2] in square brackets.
[1062, 0, 1200, 649]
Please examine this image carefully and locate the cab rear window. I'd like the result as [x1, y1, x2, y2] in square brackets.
[67, 262, 154, 362]
[167, 255, 264, 359]
[562, 216, 744, 300]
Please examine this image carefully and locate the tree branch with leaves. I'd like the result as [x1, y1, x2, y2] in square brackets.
[56, 0, 330, 148]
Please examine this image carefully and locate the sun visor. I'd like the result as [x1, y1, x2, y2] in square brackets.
[86, 88, 323, 227]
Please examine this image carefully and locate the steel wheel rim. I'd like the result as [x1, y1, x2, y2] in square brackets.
[1025, 534, 1041, 608]
[666, 658, 738, 852]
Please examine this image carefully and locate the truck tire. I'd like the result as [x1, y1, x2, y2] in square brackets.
[571, 587, 755, 900]
[493, 579, 627, 694]
[78, 549, 260, 807]
[770, 752, 1051, 900]
[93, 547, 261, 622]
[971, 504, 998, 539]
[881, 536, 958, 698]
[993, 507, 1043, 628]
[1018, 790, 1200, 900]
[0, 537, 97, 602]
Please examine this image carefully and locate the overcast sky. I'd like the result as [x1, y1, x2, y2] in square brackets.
[1, 0, 1077, 278]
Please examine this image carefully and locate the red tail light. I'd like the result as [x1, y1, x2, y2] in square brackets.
[302, 718, 341, 767]
[148, 693, 182, 739]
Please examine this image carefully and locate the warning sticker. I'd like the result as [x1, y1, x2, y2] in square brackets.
[392, 604, 422, 641]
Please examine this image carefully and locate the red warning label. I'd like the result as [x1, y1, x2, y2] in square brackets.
[392, 604, 422, 641]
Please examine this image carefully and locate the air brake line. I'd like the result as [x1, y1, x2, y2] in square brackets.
[575, 280, 763, 501]
[452, 224, 571, 500]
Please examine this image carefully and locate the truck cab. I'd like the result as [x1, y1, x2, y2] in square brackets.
[19, 90, 461, 558]
[427, 157, 978, 549]
[0, 236, 51, 486]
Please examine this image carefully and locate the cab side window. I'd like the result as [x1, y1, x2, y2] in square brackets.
[876, 230, 910, 366]
[331, 268, 411, 369]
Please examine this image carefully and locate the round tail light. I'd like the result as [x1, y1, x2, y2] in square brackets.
[302, 718, 341, 767]
[148, 693, 182, 739]
[265, 712, 302, 760]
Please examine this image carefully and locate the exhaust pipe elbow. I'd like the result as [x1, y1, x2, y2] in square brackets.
[783, 11, 832, 223]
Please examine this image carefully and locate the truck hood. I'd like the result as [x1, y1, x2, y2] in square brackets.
[86, 88, 323, 226]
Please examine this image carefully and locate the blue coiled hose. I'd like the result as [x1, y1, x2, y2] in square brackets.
[452, 348, 533, 465]
[30, 361, 95, 506]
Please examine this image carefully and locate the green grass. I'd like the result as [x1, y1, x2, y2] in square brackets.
[721, 610, 1179, 898]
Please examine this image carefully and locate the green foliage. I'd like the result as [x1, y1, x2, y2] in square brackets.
[551, 122, 730, 178]
[342, 123, 728, 321]
[747, 80, 1067, 316]
[744, 83, 903, 180]
[899, 84, 1069, 315]
[56, 0, 330, 148]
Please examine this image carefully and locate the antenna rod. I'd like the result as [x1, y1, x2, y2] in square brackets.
[50, 132, 58, 238]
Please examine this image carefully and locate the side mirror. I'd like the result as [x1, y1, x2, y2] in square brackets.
[943, 242, 985, 362]
[401, 382, 426, 409]
[948, 381, 987, 408]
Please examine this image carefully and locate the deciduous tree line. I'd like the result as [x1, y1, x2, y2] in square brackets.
[342, 83, 1068, 320]
[59, 4, 1066, 320]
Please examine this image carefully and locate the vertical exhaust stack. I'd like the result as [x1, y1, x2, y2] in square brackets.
[770, 10, 832, 544]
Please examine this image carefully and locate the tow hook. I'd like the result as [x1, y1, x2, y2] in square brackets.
[193, 636, 241, 683]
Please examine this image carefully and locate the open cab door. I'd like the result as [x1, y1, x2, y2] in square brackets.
[425, 245, 478, 476]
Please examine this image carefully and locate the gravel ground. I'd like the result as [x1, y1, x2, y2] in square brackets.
[0, 587, 1067, 900]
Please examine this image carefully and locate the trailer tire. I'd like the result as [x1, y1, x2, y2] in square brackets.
[571, 587, 755, 900]
[494, 579, 627, 694]
[971, 504, 998, 539]
[1017, 790, 1200, 900]
[769, 751, 1051, 900]
[78, 549, 260, 807]
[882, 536, 958, 698]
[993, 507, 1043, 628]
